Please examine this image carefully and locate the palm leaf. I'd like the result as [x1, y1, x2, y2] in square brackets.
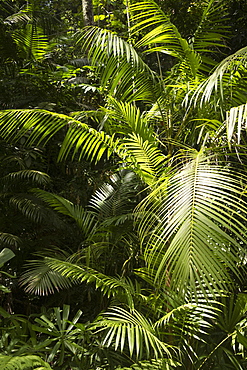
[192, 0, 229, 55]
[92, 306, 173, 359]
[138, 151, 247, 299]
[32, 189, 99, 236]
[89, 171, 141, 219]
[0, 233, 21, 248]
[225, 102, 247, 145]
[0, 355, 51, 370]
[21, 257, 136, 307]
[3, 170, 50, 186]
[193, 46, 247, 106]
[102, 97, 155, 140]
[19, 259, 73, 295]
[12, 24, 50, 60]
[130, 0, 201, 78]
[120, 133, 166, 185]
[0, 109, 115, 163]
[78, 27, 157, 102]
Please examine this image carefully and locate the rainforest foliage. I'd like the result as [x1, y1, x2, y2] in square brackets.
[0, 0, 247, 369]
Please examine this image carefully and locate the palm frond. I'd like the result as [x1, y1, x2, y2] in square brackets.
[225, 102, 247, 145]
[21, 256, 137, 307]
[193, 46, 247, 106]
[92, 306, 173, 359]
[138, 151, 247, 299]
[89, 171, 141, 219]
[120, 133, 166, 184]
[0, 109, 115, 163]
[78, 27, 157, 102]
[19, 259, 73, 295]
[9, 195, 45, 223]
[0, 354, 51, 370]
[3, 170, 50, 186]
[102, 97, 155, 141]
[12, 24, 50, 60]
[32, 189, 99, 236]
[192, 0, 229, 55]
[0, 233, 21, 248]
[130, 0, 201, 77]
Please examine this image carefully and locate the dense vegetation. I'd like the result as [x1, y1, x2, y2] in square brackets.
[0, 0, 247, 369]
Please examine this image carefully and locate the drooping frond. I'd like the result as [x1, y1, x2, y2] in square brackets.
[12, 24, 50, 60]
[78, 27, 157, 102]
[21, 257, 137, 307]
[193, 46, 247, 106]
[89, 171, 141, 220]
[0, 233, 21, 248]
[138, 151, 247, 299]
[130, 0, 201, 77]
[9, 195, 45, 223]
[0, 109, 115, 163]
[19, 259, 73, 295]
[92, 306, 173, 359]
[32, 189, 99, 236]
[225, 102, 247, 145]
[0, 355, 52, 370]
[3, 170, 50, 186]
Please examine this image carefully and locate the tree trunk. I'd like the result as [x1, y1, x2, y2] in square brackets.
[82, 0, 94, 26]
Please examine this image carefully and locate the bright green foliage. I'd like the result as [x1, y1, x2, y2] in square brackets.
[0, 0, 247, 369]
[0, 355, 51, 370]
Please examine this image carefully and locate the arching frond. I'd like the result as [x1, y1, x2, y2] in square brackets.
[0, 109, 115, 163]
[3, 170, 50, 186]
[0, 233, 21, 248]
[0, 355, 51, 370]
[138, 151, 247, 299]
[12, 24, 50, 60]
[225, 103, 247, 145]
[9, 195, 45, 223]
[78, 27, 157, 102]
[193, 46, 247, 106]
[92, 306, 173, 360]
[19, 259, 73, 295]
[130, 0, 201, 77]
[21, 257, 137, 307]
[32, 189, 99, 236]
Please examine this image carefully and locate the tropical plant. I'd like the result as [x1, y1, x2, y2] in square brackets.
[0, 0, 247, 369]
